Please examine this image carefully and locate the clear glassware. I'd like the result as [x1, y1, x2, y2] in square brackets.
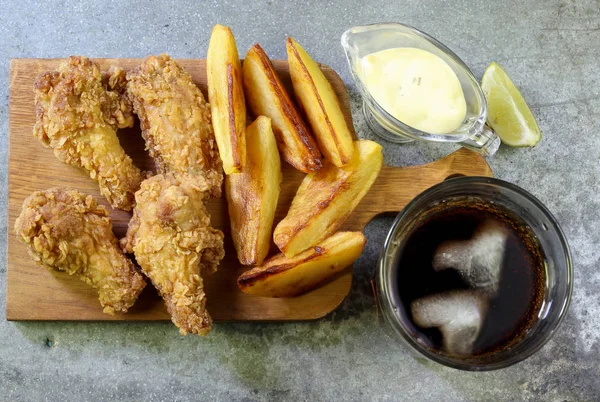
[341, 23, 500, 156]
[377, 176, 573, 371]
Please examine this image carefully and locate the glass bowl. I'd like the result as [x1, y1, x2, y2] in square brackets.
[376, 176, 573, 370]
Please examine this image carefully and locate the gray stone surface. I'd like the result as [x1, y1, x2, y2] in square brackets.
[1, 0, 598, 400]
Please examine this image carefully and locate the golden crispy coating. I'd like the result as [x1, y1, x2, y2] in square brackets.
[14, 188, 146, 315]
[126, 54, 223, 197]
[33, 56, 144, 211]
[121, 174, 225, 335]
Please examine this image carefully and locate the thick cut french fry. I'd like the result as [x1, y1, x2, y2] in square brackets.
[242, 44, 322, 173]
[238, 231, 366, 297]
[207, 24, 246, 174]
[226, 116, 282, 266]
[274, 140, 382, 257]
[287, 37, 354, 167]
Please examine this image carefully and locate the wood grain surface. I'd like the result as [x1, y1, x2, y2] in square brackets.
[7, 58, 492, 322]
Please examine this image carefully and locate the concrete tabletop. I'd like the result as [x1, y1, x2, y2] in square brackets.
[1, 0, 598, 400]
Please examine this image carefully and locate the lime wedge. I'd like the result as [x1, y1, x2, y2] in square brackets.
[481, 62, 541, 147]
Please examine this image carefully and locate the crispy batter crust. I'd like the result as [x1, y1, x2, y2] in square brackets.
[14, 188, 146, 314]
[33, 56, 144, 211]
[126, 54, 223, 197]
[121, 174, 225, 335]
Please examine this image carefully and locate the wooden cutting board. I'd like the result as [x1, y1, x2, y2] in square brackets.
[6, 58, 493, 322]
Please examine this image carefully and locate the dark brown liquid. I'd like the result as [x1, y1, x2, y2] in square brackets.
[394, 201, 546, 356]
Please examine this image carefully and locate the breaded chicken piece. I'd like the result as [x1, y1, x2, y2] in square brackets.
[126, 54, 223, 197]
[14, 188, 146, 315]
[33, 56, 144, 211]
[121, 174, 225, 335]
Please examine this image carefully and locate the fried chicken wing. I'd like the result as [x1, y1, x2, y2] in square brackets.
[14, 188, 146, 314]
[33, 56, 144, 211]
[121, 174, 225, 335]
[126, 54, 223, 197]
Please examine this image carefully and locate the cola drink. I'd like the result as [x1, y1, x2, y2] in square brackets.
[395, 200, 546, 356]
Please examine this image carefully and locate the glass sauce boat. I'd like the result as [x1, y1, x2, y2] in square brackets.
[341, 23, 500, 156]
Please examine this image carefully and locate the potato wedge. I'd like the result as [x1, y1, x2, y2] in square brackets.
[287, 37, 354, 167]
[226, 116, 282, 266]
[242, 44, 322, 173]
[274, 140, 382, 257]
[207, 24, 246, 174]
[238, 231, 366, 297]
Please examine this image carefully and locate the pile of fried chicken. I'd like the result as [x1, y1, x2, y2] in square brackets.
[15, 55, 224, 335]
